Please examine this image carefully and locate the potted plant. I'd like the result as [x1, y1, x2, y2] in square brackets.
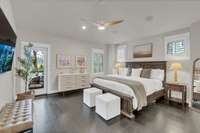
[16, 43, 35, 100]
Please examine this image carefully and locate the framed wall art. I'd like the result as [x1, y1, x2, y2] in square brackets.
[75, 56, 87, 68]
[133, 43, 153, 58]
[57, 54, 72, 68]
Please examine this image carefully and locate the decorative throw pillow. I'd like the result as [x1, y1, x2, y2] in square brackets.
[119, 68, 128, 76]
[127, 67, 132, 76]
[140, 69, 151, 79]
[151, 69, 164, 81]
[131, 68, 142, 77]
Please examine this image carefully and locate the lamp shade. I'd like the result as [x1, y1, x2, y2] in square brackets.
[171, 63, 182, 70]
[115, 63, 122, 69]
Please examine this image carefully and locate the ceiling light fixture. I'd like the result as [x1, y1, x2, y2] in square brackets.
[145, 16, 153, 22]
[81, 25, 87, 30]
[98, 25, 105, 30]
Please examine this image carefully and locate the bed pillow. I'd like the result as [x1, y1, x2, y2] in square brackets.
[131, 68, 142, 77]
[119, 68, 129, 76]
[140, 69, 151, 79]
[151, 69, 164, 81]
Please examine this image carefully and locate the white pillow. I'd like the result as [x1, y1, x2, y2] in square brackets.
[151, 69, 164, 81]
[131, 68, 142, 77]
[119, 68, 128, 76]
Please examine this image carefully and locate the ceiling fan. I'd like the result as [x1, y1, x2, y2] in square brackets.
[81, 19, 124, 30]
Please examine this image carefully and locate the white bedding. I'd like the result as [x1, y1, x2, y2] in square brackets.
[93, 74, 163, 110]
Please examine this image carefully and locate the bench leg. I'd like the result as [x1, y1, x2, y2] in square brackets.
[121, 99, 135, 119]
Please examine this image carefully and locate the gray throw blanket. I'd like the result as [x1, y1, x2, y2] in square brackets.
[94, 76, 147, 110]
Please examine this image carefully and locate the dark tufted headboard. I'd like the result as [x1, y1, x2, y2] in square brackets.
[125, 61, 167, 85]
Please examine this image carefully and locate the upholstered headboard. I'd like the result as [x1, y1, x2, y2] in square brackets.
[125, 61, 167, 85]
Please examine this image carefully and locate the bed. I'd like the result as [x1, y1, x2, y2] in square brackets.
[91, 61, 167, 119]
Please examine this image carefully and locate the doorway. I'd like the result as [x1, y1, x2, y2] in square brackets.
[21, 42, 50, 95]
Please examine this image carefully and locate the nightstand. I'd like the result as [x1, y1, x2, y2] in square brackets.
[165, 82, 187, 107]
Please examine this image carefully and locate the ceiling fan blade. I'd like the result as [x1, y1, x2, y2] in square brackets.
[105, 20, 124, 27]
[81, 18, 124, 30]
[81, 18, 100, 27]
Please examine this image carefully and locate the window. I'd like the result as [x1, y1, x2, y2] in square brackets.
[165, 33, 190, 60]
[117, 45, 127, 62]
[167, 40, 185, 56]
[92, 48, 104, 74]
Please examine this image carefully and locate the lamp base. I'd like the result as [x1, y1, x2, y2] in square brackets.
[174, 70, 178, 82]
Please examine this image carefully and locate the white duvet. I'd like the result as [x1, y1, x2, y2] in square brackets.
[93, 74, 163, 110]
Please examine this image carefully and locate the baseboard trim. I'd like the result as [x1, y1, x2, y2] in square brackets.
[48, 90, 59, 94]
[35, 89, 84, 98]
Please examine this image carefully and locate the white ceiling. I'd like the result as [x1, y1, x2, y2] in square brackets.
[11, 0, 200, 44]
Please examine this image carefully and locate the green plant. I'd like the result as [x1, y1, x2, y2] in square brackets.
[16, 43, 34, 93]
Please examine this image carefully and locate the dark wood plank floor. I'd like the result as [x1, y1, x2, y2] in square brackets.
[33, 92, 200, 133]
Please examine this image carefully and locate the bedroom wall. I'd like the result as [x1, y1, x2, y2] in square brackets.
[190, 20, 200, 104]
[191, 21, 200, 63]
[107, 27, 192, 103]
[15, 29, 108, 94]
[107, 44, 116, 74]
[129, 28, 192, 103]
[0, 0, 16, 109]
[126, 28, 190, 62]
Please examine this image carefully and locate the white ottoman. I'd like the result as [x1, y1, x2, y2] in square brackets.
[96, 93, 121, 120]
[83, 88, 103, 107]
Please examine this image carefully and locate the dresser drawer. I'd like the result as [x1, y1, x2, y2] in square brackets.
[76, 83, 90, 89]
[77, 79, 89, 84]
[61, 76, 76, 82]
[76, 75, 89, 80]
[61, 80, 75, 86]
[58, 74, 90, 91]
[166, 85, 184, 92]
[62, 86, 76, 91]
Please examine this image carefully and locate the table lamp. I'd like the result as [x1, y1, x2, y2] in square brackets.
[171, 63, 182, 82]
[115, 63, 122, 75]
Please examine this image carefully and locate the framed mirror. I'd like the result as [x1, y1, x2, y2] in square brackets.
[192, 58, 200, 110]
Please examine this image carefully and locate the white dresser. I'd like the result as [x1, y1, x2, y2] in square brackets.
[58, 73, 90, 92]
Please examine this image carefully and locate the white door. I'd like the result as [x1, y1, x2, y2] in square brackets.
[30, 46, 48, 95]
[20, 42, 50, 96]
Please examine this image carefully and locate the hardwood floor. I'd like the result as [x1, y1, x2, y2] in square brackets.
[33, 92, 200, 133]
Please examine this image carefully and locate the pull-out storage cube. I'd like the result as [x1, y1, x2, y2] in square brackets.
[96, 93, 121, 120]
[83, 88, 102, 107]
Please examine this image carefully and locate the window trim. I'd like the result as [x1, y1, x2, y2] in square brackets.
[91, 48, 104, 74]
[116, 44, 128, 62]
[164, 32, 190, 60]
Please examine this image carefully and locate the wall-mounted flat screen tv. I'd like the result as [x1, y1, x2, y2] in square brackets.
[0, 43, 15, 73]
[0, 8, 17, 73]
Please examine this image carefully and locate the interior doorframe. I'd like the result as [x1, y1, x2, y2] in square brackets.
[20, 41, 51, 95]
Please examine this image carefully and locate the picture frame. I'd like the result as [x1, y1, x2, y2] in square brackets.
[75, 56, 87, 68]
[57, 54, 72, 68]
[133, 43, 153, 58]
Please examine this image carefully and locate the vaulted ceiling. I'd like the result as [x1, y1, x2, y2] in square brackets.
[11, 0, 200, 44]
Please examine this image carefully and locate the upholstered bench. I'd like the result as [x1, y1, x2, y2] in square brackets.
[96, 93, 121, 120]
[83, 88, 102, 107]
[0, 99, 33, 133]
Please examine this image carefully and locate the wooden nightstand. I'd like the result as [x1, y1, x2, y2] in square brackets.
[165, 82, 187, 107]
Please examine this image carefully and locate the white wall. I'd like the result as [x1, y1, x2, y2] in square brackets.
[107, 44, 116, 74]
[190, 20, 200, 104]
[126, 28, 191, 86]
[16, 29, 108, 94]
[191, 21, 200, 62]
[126, 28, 190, 62]
[108, 27, 192, 103]
[0, 0, 16, 109]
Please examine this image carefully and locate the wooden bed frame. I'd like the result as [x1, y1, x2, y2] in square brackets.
[92, 61, 167, 119]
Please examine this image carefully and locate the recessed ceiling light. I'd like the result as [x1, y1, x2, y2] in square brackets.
[145, 16, 153, 22]
[98, 0, 105, 5]
[81, 25, 87, 30]
[98, 25, 105, 30]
